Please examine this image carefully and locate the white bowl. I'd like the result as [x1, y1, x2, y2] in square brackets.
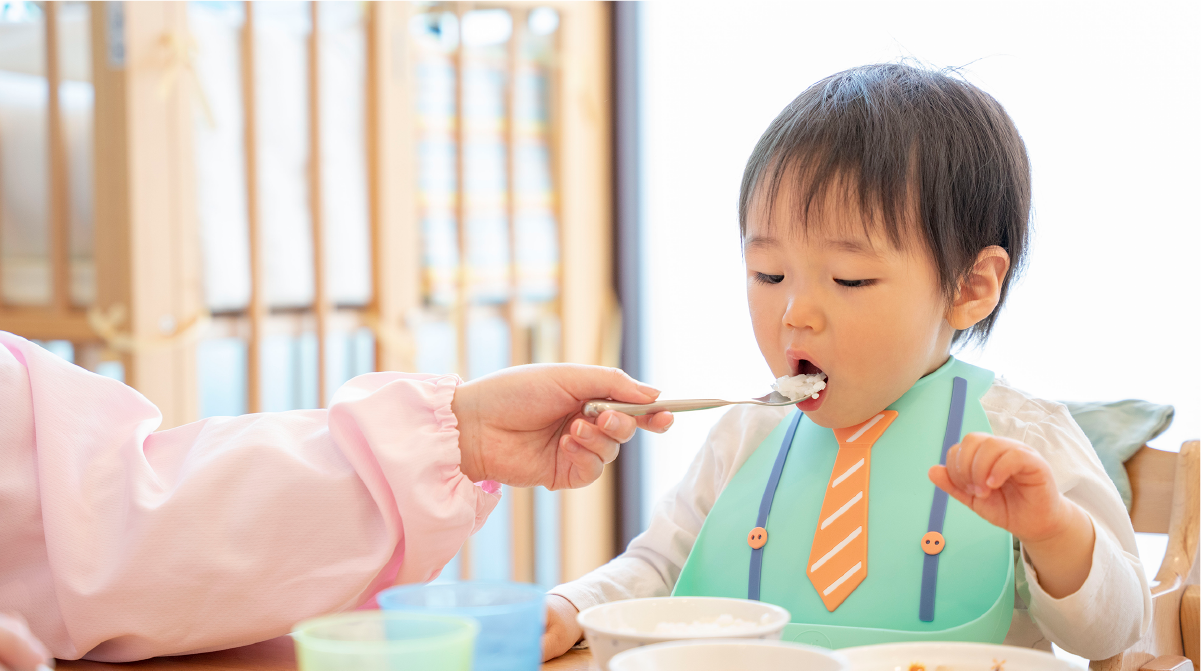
[609, 638, 849, 671]
[840, 641, 1083, 671]
[577, 596, 791, 671]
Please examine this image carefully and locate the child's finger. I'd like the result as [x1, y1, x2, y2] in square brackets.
[942, 443, 964, 491]
[568, 420, 621, 464]
[985, 446, 1045, 490]
[967, 438, 1010, 499]
[948, 433, 990, 495]
[928, 465, 976, 509]
[944, 440, 975, 495]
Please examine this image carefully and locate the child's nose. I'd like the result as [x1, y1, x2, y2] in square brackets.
[783, 295, 826, 333]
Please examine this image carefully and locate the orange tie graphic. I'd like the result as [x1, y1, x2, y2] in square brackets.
[806, 410, 899, 611]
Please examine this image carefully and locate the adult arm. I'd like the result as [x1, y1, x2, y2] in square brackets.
[0, 334, 665, 662]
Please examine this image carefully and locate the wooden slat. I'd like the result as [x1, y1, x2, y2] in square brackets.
[1183, 584, 1199, 669]
[170, 1, 202, 427]
[91, 2, 201, 428]
[205, 313, 249, 340]
[552, 3, 570, 588]
[1095, 441, 1200, 671]
[366, 1, 420, 373]
[309, 0, 330, 407]
[325, 307, 367, 335]
[1129, 446, 1178, 535]
[1138, 657, 1194, 671]
[453, 3, 470, 382]
[453, 2, 473, 581]
[90, 0, 132, 355]
[510, 486, 535, 583]
[505, 7, 536, 585]
[506, 7, 528, 368]
[555, 1, 616, 583]
[0, 309, 94, 341]
[547, 7, 564, 341]
[244, 1, 264, 413]
[45, 2, 71, 314]
[364, 0, 383, 369]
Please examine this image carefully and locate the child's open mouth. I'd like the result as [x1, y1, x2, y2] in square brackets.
[798, 359, 823, 377]
[794, 359, 827, 412]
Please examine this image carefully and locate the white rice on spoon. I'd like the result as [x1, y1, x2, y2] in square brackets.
[772, 372, 827, 401]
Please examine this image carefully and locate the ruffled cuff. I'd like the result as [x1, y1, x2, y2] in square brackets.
[327, 372, 502, 589]
[429, 374, 503, 534]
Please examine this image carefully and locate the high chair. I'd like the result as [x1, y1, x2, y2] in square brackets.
[1091, 440, 1199, 671]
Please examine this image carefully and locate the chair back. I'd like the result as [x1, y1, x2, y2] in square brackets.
[1128, 446, 1181, 534]
[1094, 441, 1199, 671]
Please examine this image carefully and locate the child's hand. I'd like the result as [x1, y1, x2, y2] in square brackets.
[928, 433, 1068, 543]
[541, 594, 583, 662]
[0, 612, 52, 671]
[929, 432, 1095, 598]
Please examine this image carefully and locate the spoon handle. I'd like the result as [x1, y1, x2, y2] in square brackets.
[582, 399, 730, 418]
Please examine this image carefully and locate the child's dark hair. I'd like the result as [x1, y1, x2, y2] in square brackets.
[738, 63, 1031, 345]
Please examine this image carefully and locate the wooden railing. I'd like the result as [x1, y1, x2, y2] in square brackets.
[0, 0, 617, 588]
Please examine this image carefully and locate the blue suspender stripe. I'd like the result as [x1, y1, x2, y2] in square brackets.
[919, 375, 968, 622]
[748, 411, 804, 601]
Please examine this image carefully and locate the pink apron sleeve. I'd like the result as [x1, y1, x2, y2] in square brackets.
[0, 332, 500, 662]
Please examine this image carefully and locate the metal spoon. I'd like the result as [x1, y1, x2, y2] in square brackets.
[582, 391, 800, 418]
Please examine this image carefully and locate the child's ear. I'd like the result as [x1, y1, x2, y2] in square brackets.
[948, 246, 1011, 331]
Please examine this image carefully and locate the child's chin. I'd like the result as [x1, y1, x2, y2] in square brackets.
[798, 394, 860, 429]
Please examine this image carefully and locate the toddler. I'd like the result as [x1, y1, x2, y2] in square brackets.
[543, 63, 1149, 658]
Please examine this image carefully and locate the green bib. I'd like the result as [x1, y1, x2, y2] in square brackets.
[673, 357, 1014, 648]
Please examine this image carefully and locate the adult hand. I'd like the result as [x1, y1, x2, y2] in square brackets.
[0, 612, 52, 671]
[452, 364, 673, 490]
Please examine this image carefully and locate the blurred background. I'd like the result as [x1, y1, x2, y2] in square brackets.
[0, 0, 1196, 598]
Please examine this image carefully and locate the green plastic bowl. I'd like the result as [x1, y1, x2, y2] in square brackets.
[291, 611, 478, 671]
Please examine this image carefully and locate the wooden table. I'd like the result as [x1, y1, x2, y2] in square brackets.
[55, 638, 593, 670]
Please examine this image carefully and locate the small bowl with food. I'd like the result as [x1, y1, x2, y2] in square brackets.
[839, 641, 1082, 671]
[609, 638, 849, 671]
[576, 596, 791, 671]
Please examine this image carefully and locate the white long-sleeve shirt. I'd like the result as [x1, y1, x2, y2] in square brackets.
[551, 378, 1151, 660]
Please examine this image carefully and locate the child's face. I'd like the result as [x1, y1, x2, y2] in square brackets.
[744, 183, 956, 429]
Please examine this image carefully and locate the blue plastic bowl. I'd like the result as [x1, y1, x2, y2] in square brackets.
[378, 581, 545, 671]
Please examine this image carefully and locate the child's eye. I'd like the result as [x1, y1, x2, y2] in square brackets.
[834, 278, 875, 288]
[753, 273, 785, 285]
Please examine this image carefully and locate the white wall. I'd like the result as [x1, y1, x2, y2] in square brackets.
[639, 1, 1201, 523]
